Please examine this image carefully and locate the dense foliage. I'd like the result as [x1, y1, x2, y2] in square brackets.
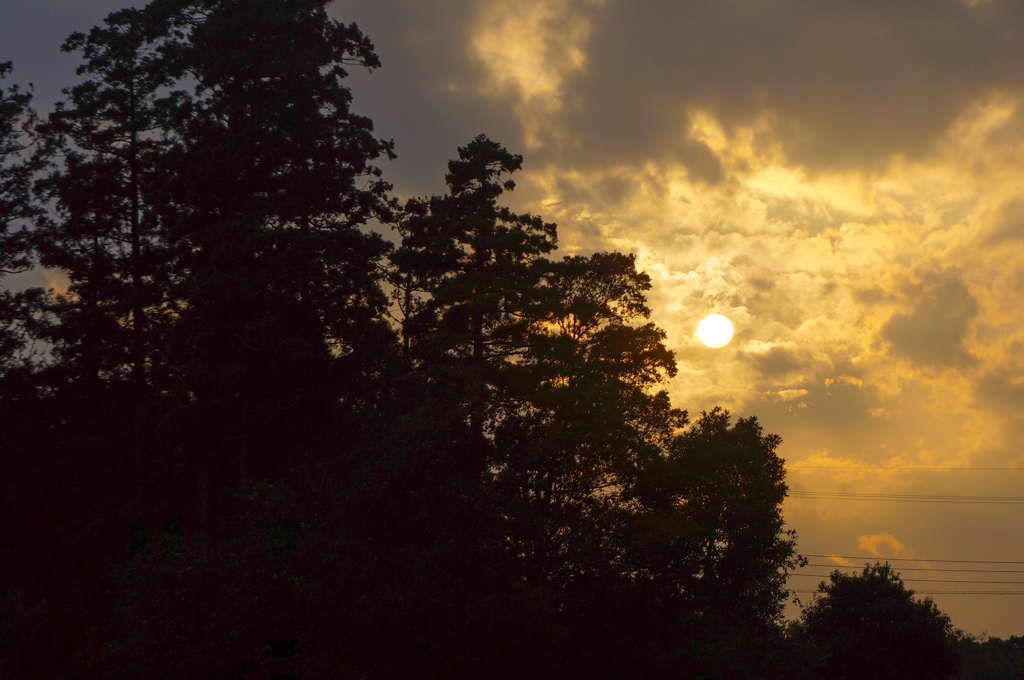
[956, 634, 1024, 680]
[0, 1, 978, 678]
[795, 563, 962, 680]
[0, 60, 39, 377]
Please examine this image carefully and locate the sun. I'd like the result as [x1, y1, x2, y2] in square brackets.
[697, 314, 734, 348]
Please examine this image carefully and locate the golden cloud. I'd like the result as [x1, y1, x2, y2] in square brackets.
[470, 0, 602, 147]
[857, 532, 912, 559]
[457, 0, 1024, 637]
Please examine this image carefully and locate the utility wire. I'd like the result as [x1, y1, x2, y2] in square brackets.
[789, 491, 1024, 504]
[801, 554, 1024, 564]
[791, 590, 1024, 595]
[790, 574, 1024, 584]
[788, 466, 1023, 471]
[792, 492, 1024, 501]
[803, 563, 1024, 574]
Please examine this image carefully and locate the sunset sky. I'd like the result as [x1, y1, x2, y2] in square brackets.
[4, 0, 1024, 636]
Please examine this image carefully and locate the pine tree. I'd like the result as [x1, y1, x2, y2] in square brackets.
[145, 0, 398, 546]
[0, 61, 39, 376]
[392, 134, 557, 481]
[35, 8, 177, 397]
[0, 58, 48, 610]
[27, 9, 185, 551]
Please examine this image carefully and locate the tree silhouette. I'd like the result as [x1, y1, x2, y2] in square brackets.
[143, 0, 397, 549]
[798, 562, 962, 680]
[35, 8, 177, 391]
[29, 9, 182, 537]
[392, 133, 557, 481]
[0, 63, 51, 668]
[956, 634, 1024, 680]
[492, 252, 683, 581]
[0, 61, 38, 376]
[11, 22, 189, 670]
[664, 408, 798, 628]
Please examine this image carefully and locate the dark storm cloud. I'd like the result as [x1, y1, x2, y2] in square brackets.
[554, 0, 1024, 174]
[748, 346, 803, 376]
[881, 268, 979, 367]
[17, 0, 1022, 196]
[675, 135, 724, 184]
[334, 0, 524, 198]
[741, 367, 892, 457]
[0, 0, 520, 201]
[854, 286, 896, 306]
[974, 367, 1024, 414]
[985, 197, 1024, 245]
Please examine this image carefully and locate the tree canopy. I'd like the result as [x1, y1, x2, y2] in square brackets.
[0, 61, 38, 375]
[798, 562, 962, 680]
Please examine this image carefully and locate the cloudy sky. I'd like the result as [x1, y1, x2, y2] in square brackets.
[4, 0, 1024, 636]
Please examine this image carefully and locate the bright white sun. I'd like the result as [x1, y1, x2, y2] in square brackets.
[697, 314, 734, 348]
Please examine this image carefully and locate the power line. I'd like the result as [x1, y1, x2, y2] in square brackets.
[789, 491, 1024, 504]
[789, 466, 1024, 471]
[801, 554, 1024, 565]
[792, 492, 1024, 502]
[790, 573, 1024, 585]
[804, 563, 1024, 574]
[791, 590, 1024, 595]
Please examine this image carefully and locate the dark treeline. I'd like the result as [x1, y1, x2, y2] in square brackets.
[0, 1, 1002, 678]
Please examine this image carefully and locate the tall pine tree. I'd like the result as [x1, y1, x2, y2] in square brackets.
[392, 134, 557, 482]
[0, 59, 48, 600]
[35, 9, 178, 393]
[0, 61, 39, 378]
[147, 0, 397, 546]
[28, 11, 185, 567]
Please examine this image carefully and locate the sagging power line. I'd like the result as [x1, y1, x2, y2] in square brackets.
[789, 491, 1024, 504]
[788, 466, 1024, 471]
[791, 590, 1024, 595]
[790, 573, 1024, 585]
[801, 554, 1024, 564]
[804, 563, 1024, 573]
